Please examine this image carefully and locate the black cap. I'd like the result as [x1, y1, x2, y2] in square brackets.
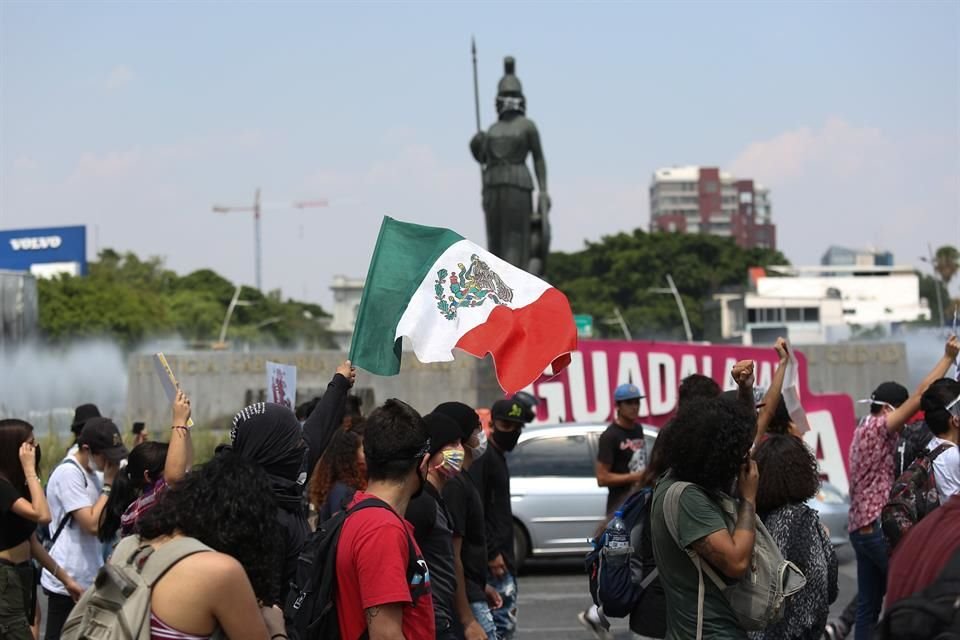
[871, 382, 909, 408]
[491, 398, 531, 424]
[423, 413, 463, 456]
[77, 417, 128, 462]
[433, 402, 480, 441]
[71, 403, 101, 435]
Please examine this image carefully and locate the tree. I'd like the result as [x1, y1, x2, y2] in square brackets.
[548, 230, 788, 340]
[37, 250, 335, 349]
[934, 245, 959, 290]
[917, 272, 951, 326]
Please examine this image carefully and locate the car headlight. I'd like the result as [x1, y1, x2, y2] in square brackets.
[816, 484, 848, 505]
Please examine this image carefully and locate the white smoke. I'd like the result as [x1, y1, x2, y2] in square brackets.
[899, 327, 960, 387]
[0, 337, 188, 435]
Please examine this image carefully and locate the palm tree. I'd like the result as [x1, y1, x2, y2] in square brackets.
[934, 245, 959, 289]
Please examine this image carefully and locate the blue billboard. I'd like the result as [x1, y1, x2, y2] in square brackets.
[0, 226, 87, 276]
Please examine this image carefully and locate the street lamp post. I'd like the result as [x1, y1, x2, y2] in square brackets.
[214, 285, 253, 348]
[650, 273, 693, 343]
[213, 189, 328, 291]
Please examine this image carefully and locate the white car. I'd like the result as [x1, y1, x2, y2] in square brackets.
[508, 423, 849, 570]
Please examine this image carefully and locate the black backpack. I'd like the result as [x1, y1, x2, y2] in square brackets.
[284, 497, 428, 640]
[876, 546, 960, 639]
[585, 488, 659, 619]
[881, 443, 952, 550]
[894, 420, 934, 479]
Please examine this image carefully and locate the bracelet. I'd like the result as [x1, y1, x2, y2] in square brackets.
[271, 635, 288, 640]
[26, 474, 40, 482]
[101, 484, 112, 496]
[171, 425, 190, 431]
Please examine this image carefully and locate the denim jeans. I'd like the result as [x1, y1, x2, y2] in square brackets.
[849, 523, 888, 640]
[471, 601, 499, 640]
[487, 572, 518, 640]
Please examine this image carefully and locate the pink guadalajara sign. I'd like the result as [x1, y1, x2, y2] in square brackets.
[523, 340, 857, 493]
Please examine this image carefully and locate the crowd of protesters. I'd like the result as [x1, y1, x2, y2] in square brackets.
[1, 335, 959, 640]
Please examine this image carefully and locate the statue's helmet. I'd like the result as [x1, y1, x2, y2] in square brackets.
[497, 57, 523, 96]
[496, 56, 525, 115]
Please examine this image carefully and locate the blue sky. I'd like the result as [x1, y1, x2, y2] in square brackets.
[1, 1, 957, 307]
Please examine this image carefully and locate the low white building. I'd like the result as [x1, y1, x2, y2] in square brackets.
[705, 264, 931, 345]
[329, 275, 365, 351]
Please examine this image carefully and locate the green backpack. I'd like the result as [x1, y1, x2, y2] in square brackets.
[61, 535, 226, 640]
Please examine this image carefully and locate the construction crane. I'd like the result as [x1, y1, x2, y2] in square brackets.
[212, 188, 328, 291]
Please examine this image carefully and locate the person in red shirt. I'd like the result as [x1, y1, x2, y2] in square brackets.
[335, 399, 436, 640]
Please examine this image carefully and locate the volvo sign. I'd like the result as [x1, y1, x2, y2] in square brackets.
[0, 225, 87, 277]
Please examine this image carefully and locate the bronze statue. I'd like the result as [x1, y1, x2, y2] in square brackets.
[470, 55, 550, 276]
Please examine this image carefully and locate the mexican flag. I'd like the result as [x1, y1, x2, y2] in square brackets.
[349, 216, 577, 393]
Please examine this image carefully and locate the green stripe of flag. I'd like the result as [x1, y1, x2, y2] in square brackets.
[349, 216, 463, 375]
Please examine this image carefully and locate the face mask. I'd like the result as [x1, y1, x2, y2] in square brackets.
[435, 446, 465, 479]
[492, 428, 522, 452]
[88, 454, 102, 473]
[467, 429, 488, 459]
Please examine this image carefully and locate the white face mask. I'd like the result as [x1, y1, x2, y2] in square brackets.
[87, 451, 102, 473]
[467, 429, 488, 459]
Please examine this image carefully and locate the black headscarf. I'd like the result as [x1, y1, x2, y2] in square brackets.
[230, 402, 305, 512]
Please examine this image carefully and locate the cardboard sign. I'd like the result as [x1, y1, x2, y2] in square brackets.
[266, 361, 297, 410]
[523, 340, 856, 493]
[152, 353, 194, 427]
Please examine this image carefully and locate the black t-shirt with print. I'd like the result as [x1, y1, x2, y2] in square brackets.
[597, 422, 647, 515]
[405, 481, 458, 628]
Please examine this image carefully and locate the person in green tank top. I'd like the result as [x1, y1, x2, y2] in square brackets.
[651, 397, 758, 640]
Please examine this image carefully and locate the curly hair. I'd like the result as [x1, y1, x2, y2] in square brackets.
[309, 427, 367, 512]
[137, 453, 282, 601]
[753, 434, 820, 514]
[678, 374, 721, 407]
[668, 397, 755, 492]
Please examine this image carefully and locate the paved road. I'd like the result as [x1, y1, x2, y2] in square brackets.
[516, 544, 857, 639]
[37, 546, 856, 639]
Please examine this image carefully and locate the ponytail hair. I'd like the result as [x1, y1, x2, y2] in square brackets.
[99, 441, 168, 542]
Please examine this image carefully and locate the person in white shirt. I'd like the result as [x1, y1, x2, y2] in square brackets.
[41, 417, 126, 639]
[919, 378, 960, 504]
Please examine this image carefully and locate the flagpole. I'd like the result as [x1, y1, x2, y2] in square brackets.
[471, 36, 481, 134]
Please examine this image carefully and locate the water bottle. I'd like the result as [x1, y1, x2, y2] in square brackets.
[603, 510, 631, 567]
